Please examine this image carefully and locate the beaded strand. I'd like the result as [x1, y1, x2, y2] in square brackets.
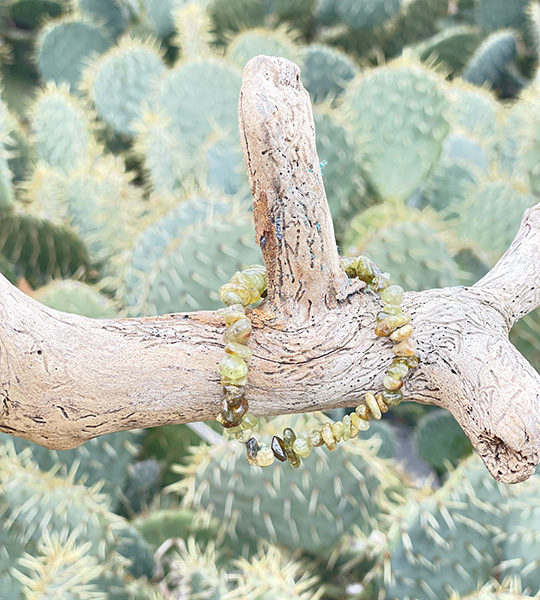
[216, 257, 419, 468]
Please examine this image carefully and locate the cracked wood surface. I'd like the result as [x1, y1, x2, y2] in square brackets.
[0, 56, 539, 483]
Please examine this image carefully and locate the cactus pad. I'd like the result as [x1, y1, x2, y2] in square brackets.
[77, 0, 130, 38]
[120, 199, 261, 315]
[176, 427, 407, 555]
[415, 26, 482, 73]
[37, 17, 111, 90]
[414, 409, 472, 471]
[226, 27, 300, 68]
[33, 279, 117, 318]
[347, 213, 459, 291]
[30, 84, 91, 171]
[153, 58, 241, 152]
[83, 39, 166, 135]
[300, 43, 358, 102]
[343, 60, 449, 202]
[463, 30, 518, 88]
[451, 179, 536, 265]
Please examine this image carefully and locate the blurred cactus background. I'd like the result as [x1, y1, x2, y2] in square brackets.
[0, 0, 539, 598]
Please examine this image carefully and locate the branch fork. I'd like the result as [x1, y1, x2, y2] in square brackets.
[0, 56, 538, 483]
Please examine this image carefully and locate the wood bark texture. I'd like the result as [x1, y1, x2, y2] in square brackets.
[0, 56, 539, 484]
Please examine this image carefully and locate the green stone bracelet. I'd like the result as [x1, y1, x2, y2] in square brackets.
[216, 256, 419, 468]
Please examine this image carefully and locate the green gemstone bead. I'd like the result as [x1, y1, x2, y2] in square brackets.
[332, 421, 344, 442]
[341, 257, 358, 277]
[255, 445, 275, 467]
[404, 355, 420, 368]
[224, 342, 253, 360]
[321, 423, 337, 451]
[241, 266, 267, 297]
[371, 272, 390, 292]
[383, 304, 403, 315]
[235, 428, 252, 443]
[383, 375, 403, 391]
[374, 313, 411, 337]
[217, 303, 245, 325]
[282, 427, 296, 448]
[350, 411, 369, 431]
[341, 416, 351, 441]
[380, 284, 404, 306]
[223, 318, 252, 344]
[382, 389, 403, 406]
[271, 436, 287, 462]
[242, 414, 258, 429]
[364, 392, 382, 420]
[306, 428, 324, 447]
[230, 271, 262, 305]
[387, 361, 409, 379]
[389, 324, 413, 342]
[355, 403, 371, 420]
[292, 437, 312, 458]
[217, 399, 248, 428]
[219, 282, 252, 306]
[246, 437, 260, 462]
[218, 354, 247, 381]
[393, 338, 417, 357]
[355, 256, 375, 283]
[375, 392, 389, 413]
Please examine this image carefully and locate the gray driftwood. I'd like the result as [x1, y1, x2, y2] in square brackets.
[0, 56, 538, 483]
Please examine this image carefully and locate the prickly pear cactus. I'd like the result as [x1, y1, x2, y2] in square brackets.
[175, 419, 408, 556]
[82, 38, 166, 135]
[32, 279, 117, 318]
[342, 59, 450, 202]
[119, 197, 261, 315]
[414, 409, 472, 471]
[36, 17, 111, 89]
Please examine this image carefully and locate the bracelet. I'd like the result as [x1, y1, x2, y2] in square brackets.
[216, 256, 419, 468]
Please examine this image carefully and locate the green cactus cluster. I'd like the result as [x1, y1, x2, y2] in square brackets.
[0, 0, 539, 598]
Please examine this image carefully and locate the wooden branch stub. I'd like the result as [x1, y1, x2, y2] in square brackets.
[239, 56, 351, 317]
[0, 56, 538, 484]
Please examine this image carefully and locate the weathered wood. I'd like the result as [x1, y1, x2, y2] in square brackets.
[0, 56, 538, 483]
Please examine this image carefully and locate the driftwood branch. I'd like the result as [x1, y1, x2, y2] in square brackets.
[0, 56, 538, 484]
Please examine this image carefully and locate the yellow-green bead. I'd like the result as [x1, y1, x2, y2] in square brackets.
[224, 318, 252, 344]
[393, 338, 417, 357]
[292, 437, 312, 458]
[355, 256, 374, 282]
[374, 313, 411, 337]
[365, 392, 382, 420]
[383, 375, 403, 391]
[306, 428, 324, 447]
[321, 423, 337, 451]
[230, 271, 262, 304]
[375, 393, 388, 413]
[242, 415, 258, 429]
[382, 390, 403, 406]
[389, 324, 413, 342]
[383, 304, 403, 315]
[255, 445, 275, 467]
[341, 416, 351, 441]
[387, 361, 409, 379]
[235, 429, 252, 443]
[341, 257, 358, 277]
[217, 303, 245, 325]
[332, 421, 344, 442]
[224, 342, 253, 360]
[355, 403, 371, 421]
[380, 284, 404, 305]
[218, 354, 247, 380]
[219, 282, 252, 306]
[350, 411, 369, 431]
